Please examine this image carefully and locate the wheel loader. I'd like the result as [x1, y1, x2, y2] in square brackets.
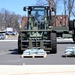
[18, 6, 57, 54]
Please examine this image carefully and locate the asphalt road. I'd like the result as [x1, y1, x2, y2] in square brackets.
[0, 37, 75, 65]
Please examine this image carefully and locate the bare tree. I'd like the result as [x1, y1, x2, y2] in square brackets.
[0, 8, 22, 31]
[68, 0, 75, 20]
[36, 0, 59, 19]
[63, 0, 67, 25]
[72, 11, 75, 17]
[0, 12, 4, 30]
[71, 2, 75, 17]
[62, 0, 75, 20]
[48, 0, 60, 26]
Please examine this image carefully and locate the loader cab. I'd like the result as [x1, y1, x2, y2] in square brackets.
[23, 6, 50, 30]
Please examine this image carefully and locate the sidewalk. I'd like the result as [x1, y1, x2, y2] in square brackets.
[0, 65, 75, 75]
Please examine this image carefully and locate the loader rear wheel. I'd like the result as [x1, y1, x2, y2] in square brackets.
[73, 34, 75, 43]
[50, 32, 57, 54]
[69, 20, 73, 30]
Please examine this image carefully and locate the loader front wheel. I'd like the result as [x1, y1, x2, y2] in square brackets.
[50, 32, 57, 54]
[18, 36, 23, 54]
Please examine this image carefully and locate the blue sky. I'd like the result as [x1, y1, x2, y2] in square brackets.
[0, 0, 64, 15]
[0, 0, 64, 16]
[0, 0, 37, 16]
[0, 0, 74, 19]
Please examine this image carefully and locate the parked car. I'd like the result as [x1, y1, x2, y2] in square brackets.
[6, 31, 15, 35]
[6, 31, 18, 35]
[62, 47, 75, 57]
[11, 31, 17, 35]
[0, 33, 5, 40]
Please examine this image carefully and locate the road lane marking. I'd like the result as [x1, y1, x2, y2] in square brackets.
[0, 51, 10, 55]
[0, 40, 18, 42]
[0, 38, 73, 42]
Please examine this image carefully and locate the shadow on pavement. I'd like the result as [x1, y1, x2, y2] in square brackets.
[9, 49, 20, 55]
[62, 55, 75, 58]
[57, 42, 75, 44]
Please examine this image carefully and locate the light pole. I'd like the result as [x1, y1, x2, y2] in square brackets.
[49, 0, 52, 26]
[64, 0, 67, 26]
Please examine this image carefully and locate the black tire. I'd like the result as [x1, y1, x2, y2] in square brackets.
[18, 36, 23, 54]
[73, 35, 75, 43]
[73, 27, 75, 43]
[18, 33, 28, 54]
[50, 32, 57, 54]
[69, 20, 73, 30]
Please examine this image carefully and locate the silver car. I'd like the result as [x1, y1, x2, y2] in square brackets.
[0, 33, 5, 40]
[62, 47, 75, 57]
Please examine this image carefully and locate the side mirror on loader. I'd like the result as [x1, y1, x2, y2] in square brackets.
[52, 7, 56, 11]
[23, 7, 26, 11]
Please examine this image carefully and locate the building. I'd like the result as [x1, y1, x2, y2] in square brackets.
[21, 15, 69, 28]
[52, 15, 68, 26]
[57, 15, 68, 26]
[21, 17, 28, 28]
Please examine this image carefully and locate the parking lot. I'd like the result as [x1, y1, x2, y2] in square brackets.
[0, 37, 75, 65]
[0, 36, 75, 75]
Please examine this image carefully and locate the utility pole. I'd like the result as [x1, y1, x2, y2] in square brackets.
[49, 0, 56, 26]
[49, 0, 52, 19]
[68, 0, 71, 21]
[64, 0, 67, 26]
[49, 0, 53, 26]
